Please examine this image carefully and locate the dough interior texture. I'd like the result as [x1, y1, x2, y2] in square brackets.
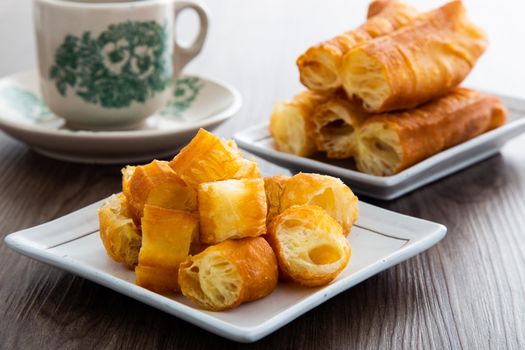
[310, 93, 367, 159]
[355, 122, 402, 176]
[179, 237, 278, 311]
[269, 90, 330, 157]
[270, 102, 314, 156]
[268, 205, 351, 287]
[341, 50, 391, 111]
[98, 194, 142, 269]
[298, 48, 340, 91]
[280, 173, 359, 235]
[198, 178, 267, 244]
[181, 251, 242, 309]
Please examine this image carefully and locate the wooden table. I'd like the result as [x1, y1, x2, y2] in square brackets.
[1, 0, 524, 348]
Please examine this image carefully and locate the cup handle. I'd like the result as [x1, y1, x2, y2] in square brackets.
[172, 1, 209, 79]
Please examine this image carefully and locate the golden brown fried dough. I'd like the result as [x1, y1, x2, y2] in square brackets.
[354, 88, 507, 176]
[98, 194, 142, 269]
[267, 205, 351, 287]
[279, 173, 359, 235]
[169, 129, 260, 188]
[121, 165, 135, 201]
[269, 90, 331, 157]
[263, 175, 290, 225]
[178, 237, 278, 311]
[340, 0, 487, 112]
[309, 92, 367, 159]
[125, 160, 196, 225]
[135, 205, 199, 293]
[297, 0, 418, 91]
[198, 178, 267, 244]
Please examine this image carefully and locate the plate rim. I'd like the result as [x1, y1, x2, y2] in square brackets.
[31, 147, 182, 165]
[4, 198, 447, 343]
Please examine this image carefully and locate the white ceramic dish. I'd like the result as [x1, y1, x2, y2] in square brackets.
[0, 70, 241, 164]
[234, 93, 525, 200]
[4, 198, 446, 343]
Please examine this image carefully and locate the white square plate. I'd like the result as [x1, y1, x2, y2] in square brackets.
[234, 93, 525, 200]
[4, 198, 446, 342]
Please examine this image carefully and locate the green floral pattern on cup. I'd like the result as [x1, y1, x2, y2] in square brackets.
[160, 77, 204, 117]
[49, 21, 172, 109]
[0, 87, 52, 122]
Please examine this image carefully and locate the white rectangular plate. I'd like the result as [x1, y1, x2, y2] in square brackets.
[234, 93, 525, 200]
[4, 199, 446, 342]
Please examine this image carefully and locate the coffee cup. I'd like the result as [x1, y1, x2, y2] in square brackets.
[34, 0, 209, 129]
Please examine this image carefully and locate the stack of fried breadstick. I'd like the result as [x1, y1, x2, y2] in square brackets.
[270, 0, 507, 176]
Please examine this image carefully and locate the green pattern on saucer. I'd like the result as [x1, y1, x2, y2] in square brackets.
[0, 87, 53, 122]
[160, 77, 204, 117]
[49, 21, 172, 109]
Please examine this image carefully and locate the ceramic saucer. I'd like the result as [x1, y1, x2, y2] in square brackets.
[0, 70, 241, 164]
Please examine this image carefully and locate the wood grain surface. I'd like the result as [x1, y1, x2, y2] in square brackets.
[1, 0, 525, 349]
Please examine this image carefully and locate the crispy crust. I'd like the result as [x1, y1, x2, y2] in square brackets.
[126, 160, 196, 225]
[135, 265, 180, 293]
[267, 205, 351, 287]
[309, 92, 368, 159]
[178, 237, 278, 311]
[340, 0, 487, 112]
[98, 194, 142, 269]
[136, 205, 199, 293]
[121, 165, 135, 202]
[269, 90, 331, 157]
[297, 0, 419, 91]
[279, 173, 359, 235]
[169, 129, 261, 188]
[198, 178, 267, 244]
[264, 175, 290, 225]
[355, 88, 507, 176]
